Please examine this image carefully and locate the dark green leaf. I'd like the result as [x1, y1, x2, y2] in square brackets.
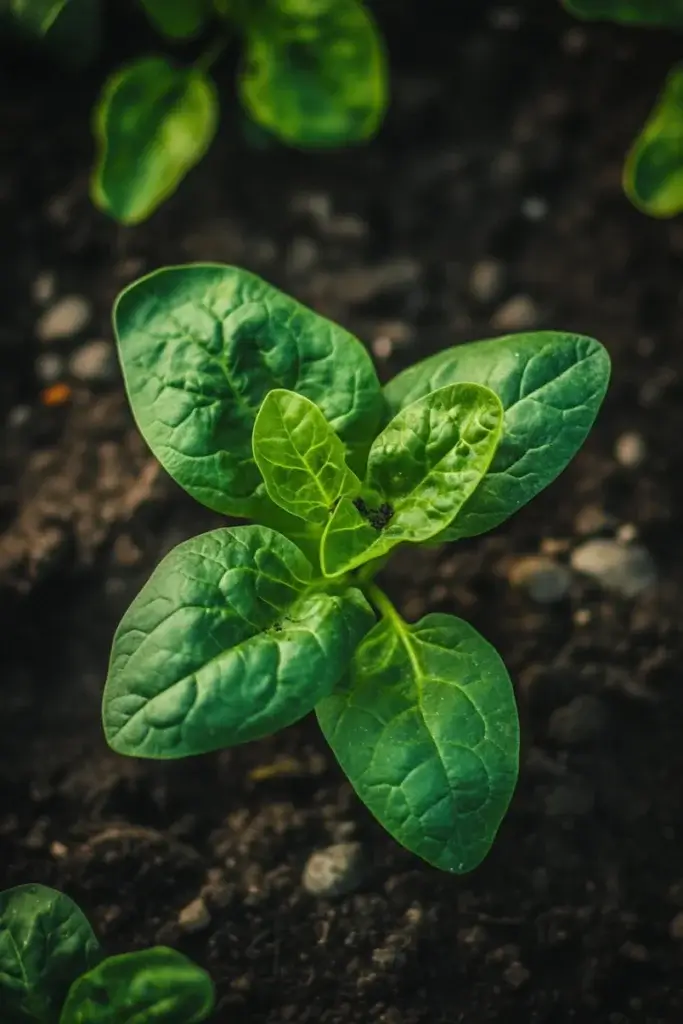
[139, 0, 211, 38]
[0, 884, 101, 1024]
[623, 63, 683, 217]
[253, 388, 360, 525]
[238, 0, 388, 146]
[317, 612, 519, 873]
[113, 264, 383, 519]
[9, 0, 66, 34]
[321, 383, 503, 576]
[384, 332, 610, 540]
[59, 947, 213, 1024]
[103, 525, 375, 758]
[91, 57, 218, 224]
[563, 0, 683, 27]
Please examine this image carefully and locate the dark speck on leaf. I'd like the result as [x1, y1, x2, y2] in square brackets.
[353, 497, 394, 531]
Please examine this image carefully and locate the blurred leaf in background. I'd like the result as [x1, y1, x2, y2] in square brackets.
[563, 0, 683, 27]
[624, 62, 683, 216]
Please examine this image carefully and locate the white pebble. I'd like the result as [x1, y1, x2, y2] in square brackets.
[8, 405, 31, 429]
[35, 352, 64, 384]
[32, 271, 56, 306]
[508, 556, 571, 604]
[177, 897, 211, 933]
[69, 340, 117, 383]
[37, 296, 91, 342]
[521, 196, 548, 221]
[571, 539, 656, 597]
[302, 842, 365, 897]
[614, 431, 646, 469]
[491, 294, 539, 332]
[469, 259, 505, 304]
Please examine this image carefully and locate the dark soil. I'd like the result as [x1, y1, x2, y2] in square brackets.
[3, 2, 683, 1020]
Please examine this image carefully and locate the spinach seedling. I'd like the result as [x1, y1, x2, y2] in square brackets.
[102, 263, 610, 873]
[0, 883, 214, 1023]
[5, 0, 387, 223]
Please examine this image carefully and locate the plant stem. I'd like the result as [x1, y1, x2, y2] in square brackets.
[365, 582, 403, 627]
[195, 34, 229, 72]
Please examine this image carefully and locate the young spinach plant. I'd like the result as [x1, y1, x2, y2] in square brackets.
[102, 263, 610, 873]
[0, 883, 214, 1023]
[564, 0, 683, 216]
[5, 0, 388, 224]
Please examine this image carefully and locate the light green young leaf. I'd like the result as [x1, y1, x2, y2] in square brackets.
[9, 0, 67, 34]
[139, 0, 211, 38]
[113, 264, 383, 520]
[103, 525, 374, 758]
[238, 0, 388, 146]
[384, 332, 610, 541]
[59, 947, 213, 1024]
[91, 57, 218, 225]
[317, 610, 519, 873]
[0, 884, 102, 1024]
[253, 388, 360, 525]
[623, 63, 683, 217]
[563, 0, 683, 26]
[321, 383, 503, 577]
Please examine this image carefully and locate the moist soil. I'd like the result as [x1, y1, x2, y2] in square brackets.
[3, 2, 683, 1021]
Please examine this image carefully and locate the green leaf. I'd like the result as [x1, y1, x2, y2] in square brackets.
[103, 525, 375, 758]
[384, 332, 610, 541]
[59, 947, 213, 1024]
[623, 63, 683, 217]
[113, 263, 383, 520]
[238, 0, 388, 147]
[91, 57, 218, 225]
[253, 388, 360, 525]
[563, 0, 683, 27]
[321, 383, 503, 577]
[9, 0, 67, 34]
[0, 884, 102, 1024]
[139, 0, 211, 38]
[317, 609, 519, 873]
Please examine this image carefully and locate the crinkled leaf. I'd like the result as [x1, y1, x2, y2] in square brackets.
[253, 388, 360, 525]
[59, 947, 213, 1024]
[239, 0, 388, 146]
[623, 63, 683, 217]
[139, 0, 211, 38]
[113, 264, 383, 519]
[9, 0, 67, 34]
[384, 332, 610, 541]
[563, 0, 683, 26]
[0, 884, 102, 1024]
[321, 383, 503, 576]
[317, 613, 519, 873]
[103, 525, 374, 758]
[91, 57, 218, 225]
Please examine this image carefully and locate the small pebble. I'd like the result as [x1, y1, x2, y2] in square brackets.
[372, 336, 393, 360]
[548, 695, 606, 746]
[32, 271, 56, 305]
[571, 539, 656, 597]
[508, 555, 571, 604]
[69, 340, 117, 383]
[669, 911, 683, 940]
[521, 196, 549, 221]
[469, 259, 505, 304]
[177, 897, 211, 933]
[503, 962, 531, 988]
[37, 296, 91, 342]
[489, 6, 521, 30]
[574, 505, 615, 537]
[544, 782, 595, 817]
[8, 405, 31, 429]
[35, 352, 65, 384]
[302, 842, 366, 897]
[286, 236, 318, 276]
[615, 431, 646, 469]
[491, 294, 539, 331]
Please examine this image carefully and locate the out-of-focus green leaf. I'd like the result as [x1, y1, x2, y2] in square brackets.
[624, 63, 683, 217]
[9, 0, 67, 34]
[563, 0, 683, 27]
[239, 0, 388, 146]
[91, 57, 218, 224]
[140, 0, 212, 39]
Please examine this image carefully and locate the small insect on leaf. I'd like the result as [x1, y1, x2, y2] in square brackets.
[91, 57, 218, 224]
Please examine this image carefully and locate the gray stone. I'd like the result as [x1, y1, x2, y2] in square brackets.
[571, 539, 657, 597]
[302, 842, 365, 897]
[35, 352, 64, 384]
[548, 695, 606, 746]
[69, 340, 117, 383]
[614, 431, 646, 469]
[469, 259, 505, 304]
[491, 294, 539, 331]
[177, 897, 211, 933]
[508, 555, 571, 604]
[37, 296, 91, 341]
